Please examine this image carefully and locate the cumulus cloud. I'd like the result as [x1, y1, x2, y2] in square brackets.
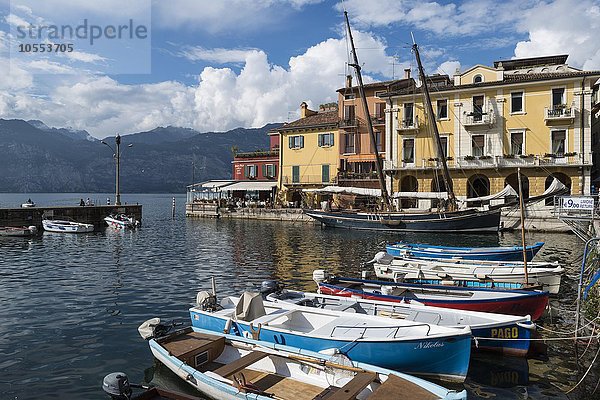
[514, 0, 600, 70]
[0, 30, 396, 137]
[437, 60, 461, 76]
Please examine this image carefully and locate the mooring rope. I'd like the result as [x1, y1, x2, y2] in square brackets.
[565, 343, 600, 394]
[473, 334, 600, 342]
[536, 315, 600, 335]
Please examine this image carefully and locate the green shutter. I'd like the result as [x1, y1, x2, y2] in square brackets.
[262, 164, 266, 177]
[300, 136, 304, 148]
[289, 136, 293, 149]
[322, 164, 330, 183]
[292, 166, 300, 183]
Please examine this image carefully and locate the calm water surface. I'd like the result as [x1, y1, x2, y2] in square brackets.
[0, 193, 597, 399]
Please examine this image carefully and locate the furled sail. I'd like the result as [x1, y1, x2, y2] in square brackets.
[304, 186, 382, 197]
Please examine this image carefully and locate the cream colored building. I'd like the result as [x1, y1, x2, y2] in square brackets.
[272, 102, 339, 204]
[382, 55, 600, 208]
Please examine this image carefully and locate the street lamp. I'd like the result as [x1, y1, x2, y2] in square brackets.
[101, 134, 133, 206]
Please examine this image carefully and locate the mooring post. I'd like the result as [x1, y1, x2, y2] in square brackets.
[172, 197, 176, 219]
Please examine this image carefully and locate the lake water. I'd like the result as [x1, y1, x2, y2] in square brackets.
[0, 193, 597, 399]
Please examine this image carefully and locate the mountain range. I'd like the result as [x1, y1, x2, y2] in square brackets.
[0, 119, 280, 193]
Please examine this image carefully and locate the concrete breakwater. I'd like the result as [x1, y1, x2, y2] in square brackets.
[0, 204, 143, 229]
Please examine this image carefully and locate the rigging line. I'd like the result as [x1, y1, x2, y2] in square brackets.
[565, 342, 600, 394]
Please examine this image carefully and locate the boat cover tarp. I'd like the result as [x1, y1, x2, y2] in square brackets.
[235, 292, 266, 321]
[462, 184, 518, 202]
[305, 186, 382, 197]
[526, 178, 568, 203]
[391, 185, 517, 201]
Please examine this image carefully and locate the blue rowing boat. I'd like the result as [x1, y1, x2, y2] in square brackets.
[190, 291, 472, 382]
[386, 241, 544, 261]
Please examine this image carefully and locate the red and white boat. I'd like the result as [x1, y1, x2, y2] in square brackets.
[313, 271, 549, 321]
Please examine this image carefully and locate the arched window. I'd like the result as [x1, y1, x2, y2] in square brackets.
[505, 173, 529, 200]
[400, 175, 419, 209]
[467, 174, 490, 207]
[473, 74, 483, 84]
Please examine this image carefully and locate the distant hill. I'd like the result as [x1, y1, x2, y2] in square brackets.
[0, 119, 281, 193]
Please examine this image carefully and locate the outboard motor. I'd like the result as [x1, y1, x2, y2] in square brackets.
[312, 270, 331, 285]
[196, 290, 218, 312]
[102, 372, 132, 400]
[260, 280, 282, 297]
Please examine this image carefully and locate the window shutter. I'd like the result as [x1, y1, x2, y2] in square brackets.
[289, 136, 293, 149]
[330, 133, 334, 146]
[262, 164, 266, 177]
[244, 166, 248, 178]
[318, 134, 322, 147]
[300, 136, 304, 148]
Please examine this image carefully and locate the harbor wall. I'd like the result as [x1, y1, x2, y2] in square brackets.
[0, 205, 143, 229]
[186, 204, 315, 223]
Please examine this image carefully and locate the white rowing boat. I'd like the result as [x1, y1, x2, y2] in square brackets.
[42, 219, 94, 233]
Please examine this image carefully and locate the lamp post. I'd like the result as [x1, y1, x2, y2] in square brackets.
[101, 134, 133, 206]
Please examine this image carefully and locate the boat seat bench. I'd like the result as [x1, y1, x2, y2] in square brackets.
[213, 351, 269, 377]
[322, 371, 377, 400]
[369, 374, 438, 400]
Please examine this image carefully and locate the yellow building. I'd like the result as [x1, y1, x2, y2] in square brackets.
[272, 102, 339, 204]
[382, 54, 600, 208]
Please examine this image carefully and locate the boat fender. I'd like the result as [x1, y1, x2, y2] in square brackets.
[475, 273, 489, 280]
[318, 348, 341, 356]
[223, 318, 232, 334]
[516, 321, 536, 330]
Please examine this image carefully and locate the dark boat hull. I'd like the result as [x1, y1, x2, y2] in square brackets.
[305, 208, 501, 233]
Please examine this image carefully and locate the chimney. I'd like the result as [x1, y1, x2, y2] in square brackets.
[346, 74, 353, 88]
[404, 68, 411, 79]
[300, 102, 309, 118]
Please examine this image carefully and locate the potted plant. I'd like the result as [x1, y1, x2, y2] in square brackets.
[479, 155, 492, 160]
[464, 155, 476, 161]
[544, 153, 556, 158]
[503, 154, 515, 159]
[564, 152, 577, 157]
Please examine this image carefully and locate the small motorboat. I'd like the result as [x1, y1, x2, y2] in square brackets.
[21, 199, 36, 208]
[313, 271, 549, 321]
[371, 252, 564, 294]
[190, 289, 472, 382]
[138, 319, 467, 400]
[262, 281, 535, 357]
[104, 213, 140, 229]
[0, 226, 38, 237]
[386, 241, 544, 262]
[42, 219, 94, 233]
[102, 372, 202, 400]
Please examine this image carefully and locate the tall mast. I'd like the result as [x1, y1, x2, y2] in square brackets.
[344, 11, 392, 210]
[412, 39, 457, 211]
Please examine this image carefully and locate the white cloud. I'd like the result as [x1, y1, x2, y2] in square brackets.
[64, 50, 108, 64]
[514, 0, 600, 70]
[437, 60, 461, 76]
[0, 30, 395, 138]
[4, 13, 29, 27]
[180, 47, 262, 64]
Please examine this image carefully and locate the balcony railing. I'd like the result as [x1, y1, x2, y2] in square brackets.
[397, 116, 419, 131]
[462, 111, 495, 127]
[281, 175, 335, 185]
[371, 115, 386, 125]
[339, 118, 360, 128]
[544, 106, 575, 122]
[337, 171, 379, 181]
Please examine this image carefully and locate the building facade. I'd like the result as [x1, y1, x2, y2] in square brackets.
[336, 75, 410, 188]
[382, 55, 600, 209]
[273, 102, 339, 204]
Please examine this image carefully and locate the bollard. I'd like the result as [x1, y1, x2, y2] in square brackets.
[107, 197, 110, 205]
[172, 197, 176, 219]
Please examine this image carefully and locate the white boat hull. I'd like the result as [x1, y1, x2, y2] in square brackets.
[42, 220, 94, 233]
[373, 261, 563, 294]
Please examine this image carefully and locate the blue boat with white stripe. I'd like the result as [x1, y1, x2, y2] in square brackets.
[386, 241, 545, 261]
[190, 291, 472, 382]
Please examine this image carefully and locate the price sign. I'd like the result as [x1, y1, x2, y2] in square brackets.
[561, 197, 595, 210]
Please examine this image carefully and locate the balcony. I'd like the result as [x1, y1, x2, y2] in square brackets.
[281, 175, 335, 185]
[544, 106, 575, 123]
[397, 116, 419, 132]
[340, 118, 360, 128]
[370, 115, 386, 126]
[462, 111, 495, 128]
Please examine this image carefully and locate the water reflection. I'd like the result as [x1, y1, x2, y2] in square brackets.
[0, 193, 596, 399]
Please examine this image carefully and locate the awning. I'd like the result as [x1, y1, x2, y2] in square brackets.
[200, 180, 236, 189]
[223, 181, 277, 191]
[392, 191, 448, 199]
[463, 184, 518, 202]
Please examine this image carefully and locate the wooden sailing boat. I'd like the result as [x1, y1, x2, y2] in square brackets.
[304, 13, 501, 232]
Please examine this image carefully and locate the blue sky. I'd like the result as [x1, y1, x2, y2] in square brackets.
[1, 0, 599, 138]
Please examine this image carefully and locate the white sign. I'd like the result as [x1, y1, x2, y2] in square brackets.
[561, 197, 595, 210]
